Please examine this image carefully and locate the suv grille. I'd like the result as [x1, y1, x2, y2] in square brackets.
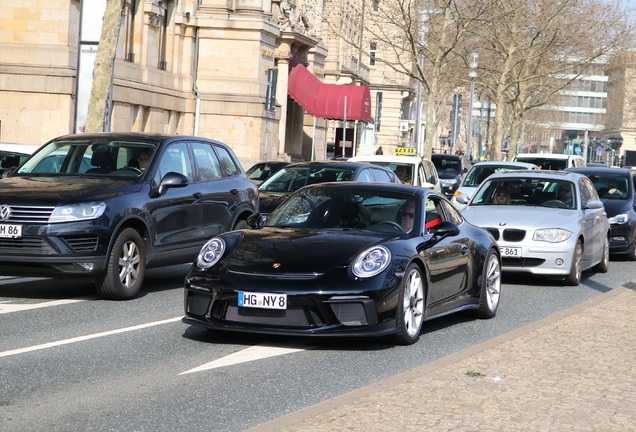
[3, 205, 55, 224]
[63, 236, 99, 252]
[0, 237, 56, 254]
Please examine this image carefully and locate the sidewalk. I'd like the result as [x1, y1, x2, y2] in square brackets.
[247, 282, 636, 432]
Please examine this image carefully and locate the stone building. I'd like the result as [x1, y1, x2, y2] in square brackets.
[0, 0, 389, 167]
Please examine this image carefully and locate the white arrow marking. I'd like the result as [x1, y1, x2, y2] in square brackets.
[179, 342, 312, 375]
[0, 298, 94, 314]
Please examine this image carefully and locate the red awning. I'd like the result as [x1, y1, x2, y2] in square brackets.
[287, 59, 371, 122]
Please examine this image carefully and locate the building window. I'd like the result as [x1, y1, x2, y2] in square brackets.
[372, 0, 379, 12]
[158, 2, 172, 70]
[123, 0, 138, 62]
[369, 42, 376, 66]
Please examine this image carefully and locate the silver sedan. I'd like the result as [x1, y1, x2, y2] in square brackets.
[457, 170, 610, 285]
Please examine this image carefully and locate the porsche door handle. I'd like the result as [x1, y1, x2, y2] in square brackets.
[461, 246, 469, 255]
[193, 192, 202, 199]
[230, 189, 239, 195]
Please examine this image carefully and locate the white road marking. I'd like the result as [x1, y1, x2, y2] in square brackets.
[0, 298, 94, 314]
[0, 316, 182, 359]
[179, 342, 312, 375]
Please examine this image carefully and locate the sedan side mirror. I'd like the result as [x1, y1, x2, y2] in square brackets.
[155, 172, 189, 197]
[455, 194, 469, 204]
[584, 199, 604, 210]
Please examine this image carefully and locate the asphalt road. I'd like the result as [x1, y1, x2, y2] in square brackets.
[1, 259, 634, 432]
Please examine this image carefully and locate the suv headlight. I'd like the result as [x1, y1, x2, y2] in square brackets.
[533, 229, 572, 243]
[197, 238, 226, 269]
[352, 246, 391, 278]
[49, 202, 107, 223]
[608, 213, 630, 225]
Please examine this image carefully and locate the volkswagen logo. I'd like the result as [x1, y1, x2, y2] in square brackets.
[0, 205, 11, 222]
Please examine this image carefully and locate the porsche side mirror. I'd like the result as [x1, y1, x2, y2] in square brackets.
[246, 212, 264, 229]
[432, 221, 460, 240]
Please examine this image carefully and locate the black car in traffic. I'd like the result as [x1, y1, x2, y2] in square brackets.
[431, 153, 471, 198]
[258, 160, 401, 215]
[567, 167, 636, 260]
[0, 133, 258, 299]
[183, 182, 502, 345]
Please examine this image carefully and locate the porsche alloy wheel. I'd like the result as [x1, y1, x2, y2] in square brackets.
[392, 263, 425, 345]
[564, 240, 583, 286]
[95, 228, 146, 300]
[475, 248, 501, 318]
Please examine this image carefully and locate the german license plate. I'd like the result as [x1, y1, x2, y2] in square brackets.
[500, 246, 521, 257]
[0, 224, 22, 238]
[238, 291, 287, 310]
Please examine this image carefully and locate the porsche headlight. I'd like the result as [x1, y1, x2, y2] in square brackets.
[608, 213, 630, 225]
[49, 202, 106, 223]
[533, 229, 572, 243]
[197, 238, 226, 269]
[352, 246, 391, 278]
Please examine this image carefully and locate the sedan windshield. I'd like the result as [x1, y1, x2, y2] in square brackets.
[266, 186, 416, 233]
[259, 166, 356, 192]
[18, 139, 157, 178]
[471, 178, 577, 209]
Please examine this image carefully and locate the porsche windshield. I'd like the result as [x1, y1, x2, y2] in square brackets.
[266, 187, 416, 232]
[18, 139, 157, 177]
[471, 177, 577, 209]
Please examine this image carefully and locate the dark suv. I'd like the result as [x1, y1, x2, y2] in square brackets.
[431, 153, 471, 198]
[0, 133, 257, 299]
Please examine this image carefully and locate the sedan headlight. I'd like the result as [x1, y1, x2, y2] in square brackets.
[49, 202, 106, 223]
[608, 213, 630, 225]
[197, 238, 226, 269]
[533, 229, 572, 243]
[352, 246, 391, 278]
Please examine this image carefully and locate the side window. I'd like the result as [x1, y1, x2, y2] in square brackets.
[424, 161, 438, 185]
[424, 196, 443, 234]
[579, 178, 592, 206]
[214, 145, 240, 177]
[191, 142, 223, 181]
[153, 142, 193, 186]
[439, 199, 463, 226]
[356, 168, 374, 182]
[418, 165, 426, 186]
[370, 168, 391, 182]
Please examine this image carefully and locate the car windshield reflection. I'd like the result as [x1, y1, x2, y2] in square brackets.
[18, 140, 157, 178]
[471, 178, 577, 209]
[265, 187, 415, 234]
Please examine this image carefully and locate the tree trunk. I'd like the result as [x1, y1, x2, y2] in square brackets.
[84, 0, 124, 133]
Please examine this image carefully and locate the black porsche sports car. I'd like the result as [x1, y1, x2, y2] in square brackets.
[183, 182, 502, 345]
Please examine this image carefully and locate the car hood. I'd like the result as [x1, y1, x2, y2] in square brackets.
[600, 198, 632, 217]
[0, 176, 140, 206]
[462, 205, 579, 229]
[258, 191, 289, 214]
[226, 227, 386, 274]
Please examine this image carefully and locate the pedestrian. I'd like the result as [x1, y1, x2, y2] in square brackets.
[375, 146, 383, 155]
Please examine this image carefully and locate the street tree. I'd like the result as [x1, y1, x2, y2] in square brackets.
[84, 0, 125, 133]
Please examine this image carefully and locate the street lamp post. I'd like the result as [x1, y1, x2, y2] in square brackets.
[466, 53, 478, 160]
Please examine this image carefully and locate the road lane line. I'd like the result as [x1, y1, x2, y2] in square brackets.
[179, 342, 312, 375]
[0, 298, 94, 314]
[0, 316, 182, 359]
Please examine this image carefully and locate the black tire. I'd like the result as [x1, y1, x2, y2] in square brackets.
[95, 228, 146, 300]
[564, 240, 583, 286]
[593, 235, 609, 273]
[391, 263, 425, 345]
[474, 248, 501, 319]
